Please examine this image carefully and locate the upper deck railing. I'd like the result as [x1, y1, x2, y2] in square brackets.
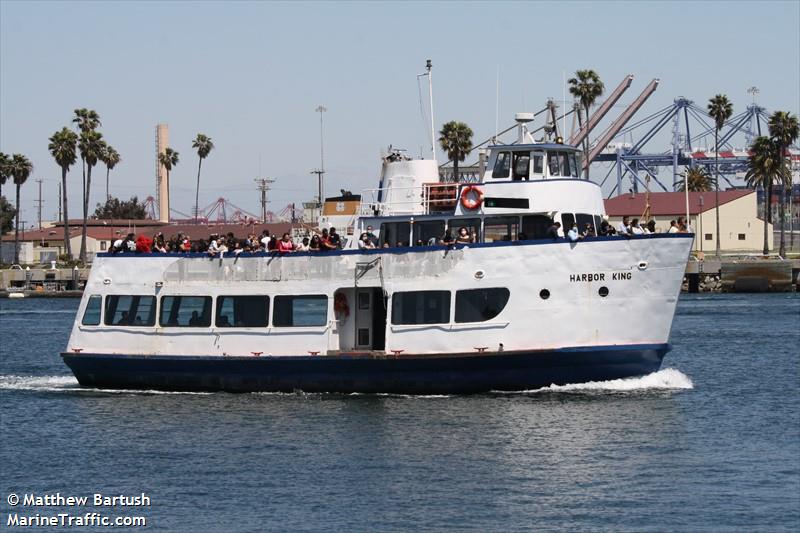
[358, 183, 460, 217]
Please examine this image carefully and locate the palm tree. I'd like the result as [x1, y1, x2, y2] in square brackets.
[0, 152, 9, 199]
[438, 121, 473, 183]
[191, 134, 214, 221]
[707, 94, 733, 259]
[48, 127, 79, 258]
[768, 111, 799, 257]
[678, 166, 713, 192]
[745, 136, 788, 256]
[77, 130, 105, 262]
[158, 147, 179, 220]
[568, 70, 604, 179]
[100, 145, 121, 201]
[8, 154, 33, 264]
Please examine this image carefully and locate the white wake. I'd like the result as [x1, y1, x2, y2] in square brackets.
[529, 368, 694, 393]
[0, 375, 211, 395]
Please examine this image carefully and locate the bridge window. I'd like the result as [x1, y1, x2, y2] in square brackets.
[380, 221, 411, 247]
[216, 295, 269, 328]
[273, 295, 327, 327]
[82, 295, 102, 326]
[570, 153, 580, 177]
[521, 215, 553, 240]
[492, 151, 511, 179]
[548, 153, 561, 176]
[484, 216, 519, 242]
[455, 288, 510, 323]
[413, 220, 445, 246]
[391, 291, 450, 325]
[160, 296, 212, 327]
[532, 154, 544, 175]
[512, 152, 530, 180]
[105, 295, 157, 326]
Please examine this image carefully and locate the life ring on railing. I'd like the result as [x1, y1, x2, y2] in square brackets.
[334, 292, 350, 318]
[460, 185, 484, 210]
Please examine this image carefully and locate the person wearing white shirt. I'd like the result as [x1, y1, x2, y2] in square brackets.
[617, 216, 631, 235]
[668, 220, 679, 233]
[630, 218, 645, 235]
[567, 224, 581, 242]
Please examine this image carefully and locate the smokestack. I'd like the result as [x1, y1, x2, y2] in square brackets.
[156, 124, 169, 222]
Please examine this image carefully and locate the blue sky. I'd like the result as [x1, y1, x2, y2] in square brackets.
[1, 0, 798, 225]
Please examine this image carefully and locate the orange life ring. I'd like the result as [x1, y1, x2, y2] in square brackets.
[460, 185, 484, 210]
[334, 292, 349, 318]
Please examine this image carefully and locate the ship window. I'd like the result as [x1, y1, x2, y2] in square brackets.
[548, 153, 561, 176]
[105, 295, 156, 326]
[448, 218, 480, 242]
[594, 215, 603, 234]
[561, 213, 575, 232]
[413, 220, 445, 246]
[560, 152, 572, 177]
[532, 155, 544, 175]
[576, 213, 595, 234]
[521, 215, 553, 240]
[512, 152, 530, 180]
[484, 216, 519, 242]
[492, 151, 511, 179]
[570, 153, 580, 177]
[216, 295, 269, 328]
[380, 221, 411, 247]
[273, 295, 327, 327]
[159, 296, 212, 327]
[455, 288, 510, 323]
[391, 291, 450, 325]
[82, 295, 102, 326]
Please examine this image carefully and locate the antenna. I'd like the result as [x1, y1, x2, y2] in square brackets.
[427, 59, 436, 161]
[35, 178, 44, 230]
[495, 66, 500, 143]
[254, 177, 275, 223]
[312, 105, 327, 207]
[747, 86, 759, 104]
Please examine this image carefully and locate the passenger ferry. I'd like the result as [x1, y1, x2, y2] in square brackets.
[62, 115, 693, 394]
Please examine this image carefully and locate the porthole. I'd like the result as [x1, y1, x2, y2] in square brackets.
[599, 286, 609, 297]
[539, 289, 550, 300]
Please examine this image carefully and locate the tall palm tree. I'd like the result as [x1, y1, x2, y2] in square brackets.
[707, 94, 733, 259]
[100, 145, 121, 201]
[48, 127, 78, 258]
[191, 134, 214, 222]
[77, 130, 104, 262]
[158, 147, 179, 221]
[568, 70, 604, 179]
[678, 166, 713, 192]
[746, 136, 788, 256]
[438, 121, 473, 183]
[0, 152, 9, 199]
[8, 154, 33, 264]
[768, 111, 799, 257]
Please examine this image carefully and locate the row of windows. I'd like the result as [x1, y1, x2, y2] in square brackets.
[380, 212, 600, 245]
[492, 150, 580, 180]
[82, 294, 327, 328]
[81, 288, 511, 328]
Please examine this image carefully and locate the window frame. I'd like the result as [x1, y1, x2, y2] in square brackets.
[215, 295, 270, 328]
[81, 294, 102, 326]
[484, 216, 520, 242]
[272, 295, 328, 327]
[454, 288, 511, 323]
[159, 295, 213, 328]
[492, 151, 511, 179]
[104, 295, 157, 327]
[391, 290, 451, 326]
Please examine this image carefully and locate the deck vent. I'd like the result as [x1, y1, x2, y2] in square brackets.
[638, 261, 648, 270]
[474, 270, 485, 280]
[103, 278, 111, 285]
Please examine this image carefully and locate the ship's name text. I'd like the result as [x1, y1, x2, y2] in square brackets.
[569, 272, 631, 282]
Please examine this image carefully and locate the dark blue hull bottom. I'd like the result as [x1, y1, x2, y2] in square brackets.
[61, 344, 669, 394]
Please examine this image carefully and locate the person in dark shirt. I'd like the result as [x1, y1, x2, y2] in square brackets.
[545, 221, 562, 240]
[365, 225, 379, 247]
[328, 227, 342, 249]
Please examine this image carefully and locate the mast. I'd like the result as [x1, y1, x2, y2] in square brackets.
[427, 59, 436, 162]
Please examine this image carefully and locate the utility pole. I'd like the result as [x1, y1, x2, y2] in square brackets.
[254, 177, 275, 223]
[312, 105, 327, 207]
[35, 179, 44, 230]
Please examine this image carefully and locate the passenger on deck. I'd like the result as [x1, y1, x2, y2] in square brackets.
[259, 230, 271, 250]
[617, 216, 631, 235]
[296, 237, 310, 252]
[329, 227, 342, 249]
[567, 223, 581, 242]
[365, 226, 379, 247]
[582, 223, 596, 238]
[630, 218, 645, 235]
[440, 230, 456, 245]
[668, 220, 679, 233]
[277, 233, 295, 253]
[546, 221, 561, 240]
[117, 311, 130, 326]
[455, 227, 471, 244]
[359, 233, 376, 249]
[645, 220, 657, 234]
[320, 229, 336, 251]
[188, 311, 201, 326]
[309, 235, 321, 252]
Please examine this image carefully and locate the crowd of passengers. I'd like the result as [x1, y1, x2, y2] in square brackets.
[109, 216, 692, 255]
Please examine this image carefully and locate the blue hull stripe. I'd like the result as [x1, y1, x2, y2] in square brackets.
[61, 344, 670, 394]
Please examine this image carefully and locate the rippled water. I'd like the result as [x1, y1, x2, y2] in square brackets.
[1, 294, 798, 531]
